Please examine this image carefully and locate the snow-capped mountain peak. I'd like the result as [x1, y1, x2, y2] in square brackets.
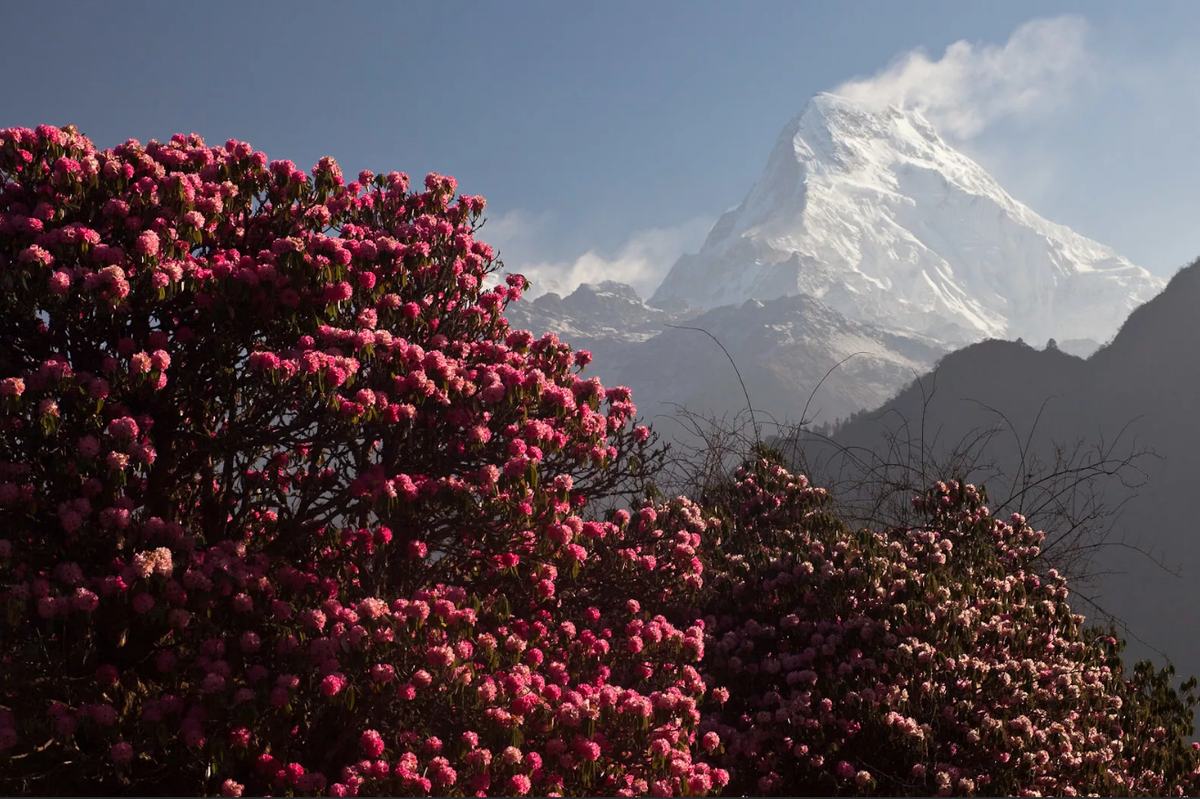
[650, 92, 1164, 347]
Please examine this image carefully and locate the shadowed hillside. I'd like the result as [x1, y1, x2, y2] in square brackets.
[775, 258, 1200, 700]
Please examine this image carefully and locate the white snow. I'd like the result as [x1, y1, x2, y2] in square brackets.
[649, 92, 1165, 347]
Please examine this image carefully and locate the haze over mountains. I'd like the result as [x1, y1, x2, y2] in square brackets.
[502, 283, 945, 434]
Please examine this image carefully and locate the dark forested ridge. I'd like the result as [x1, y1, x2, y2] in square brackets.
[776, 257, 1200, 696]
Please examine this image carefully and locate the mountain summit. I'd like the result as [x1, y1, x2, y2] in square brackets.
[649, 93, 1164, 347]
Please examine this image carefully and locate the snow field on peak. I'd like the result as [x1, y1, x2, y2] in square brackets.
[649, 93, 1164, 349]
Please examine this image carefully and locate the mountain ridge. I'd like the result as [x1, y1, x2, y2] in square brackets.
[648, 92, 1164, 348]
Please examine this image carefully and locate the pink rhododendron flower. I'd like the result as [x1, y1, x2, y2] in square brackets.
[320, 673, 347, 696]
[135, 230, 160, 256]
[360, 729, 384, 758]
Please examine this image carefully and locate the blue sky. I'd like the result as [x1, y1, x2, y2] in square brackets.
[4, 1, 1200, 298]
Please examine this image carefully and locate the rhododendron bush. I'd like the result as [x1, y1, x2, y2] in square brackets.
[3, 124, 1200, 798]
[0, 124, 719, 796]
[695, 451, 1200, 796]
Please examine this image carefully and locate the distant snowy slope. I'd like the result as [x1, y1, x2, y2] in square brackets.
[649, 93, 1164, 347]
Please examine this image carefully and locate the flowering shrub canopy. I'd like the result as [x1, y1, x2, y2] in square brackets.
[697, 451, 1200, 797]
[2, 124, 1199, 797]
[0, 125, 721, 797]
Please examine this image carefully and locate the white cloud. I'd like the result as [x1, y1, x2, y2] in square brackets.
[833, 15, 1092, 139]
[482, 211, 713, 301]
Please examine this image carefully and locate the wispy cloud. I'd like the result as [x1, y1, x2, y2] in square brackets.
[833, 15, 1092, 139]
[482, 211, 713, 301]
